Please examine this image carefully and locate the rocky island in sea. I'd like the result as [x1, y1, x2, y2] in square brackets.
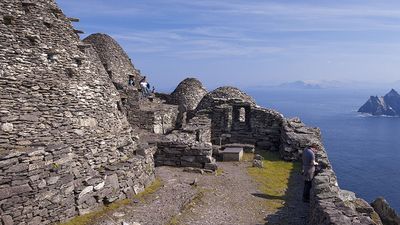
[358, 89, 400, 116]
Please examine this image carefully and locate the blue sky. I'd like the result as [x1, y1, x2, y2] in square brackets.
[57, 0, 400, 91]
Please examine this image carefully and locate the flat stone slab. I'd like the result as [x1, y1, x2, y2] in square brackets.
[222, 147, 244, 161]
[223, 143, 255, 153]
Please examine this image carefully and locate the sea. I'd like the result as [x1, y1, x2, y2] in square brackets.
[245, 87, 400, 212]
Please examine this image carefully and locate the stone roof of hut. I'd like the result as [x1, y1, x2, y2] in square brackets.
[170, 78, 208, 111]
[196, 86, 256, 111]
[83, 33, 141, 87]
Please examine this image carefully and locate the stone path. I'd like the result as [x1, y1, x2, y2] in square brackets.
[92, 161, 308, 225]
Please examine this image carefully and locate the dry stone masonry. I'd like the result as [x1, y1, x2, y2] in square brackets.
[0, 1, 155, 224]
[83, 33, 142, 90]
[0, 0, 395, 224]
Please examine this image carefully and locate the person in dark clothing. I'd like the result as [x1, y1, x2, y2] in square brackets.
[128, 75, 135, 86]
[302, 143, 319, 202]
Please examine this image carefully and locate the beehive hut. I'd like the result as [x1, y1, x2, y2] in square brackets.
[196, 86, 256, 112]
[170, 78, 208, 111]
[0, 1, 154, 224]
[83, 33, 142, 89]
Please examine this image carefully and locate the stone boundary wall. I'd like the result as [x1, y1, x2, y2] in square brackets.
[155, 116, 217, 170]
[281, 120, 382, 224]
[309, 150, 381, 225]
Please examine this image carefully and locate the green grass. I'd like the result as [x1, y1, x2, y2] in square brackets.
[133, 178, 163, 202]
[247, 151, 300, 211]
[215, 168, 224, 176]
[60, 178, 163, 225]
[59, 199, 131, 225]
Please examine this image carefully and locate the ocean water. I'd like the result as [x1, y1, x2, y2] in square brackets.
[246, 88, 400, 212]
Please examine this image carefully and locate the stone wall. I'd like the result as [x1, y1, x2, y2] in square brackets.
[204, 100, 283, 151]
[0, 1, 154, 224]
[280, 118, 323, 161]
[124, 89, 179, 135]
[309, 150, 382, 225]
[280, 121, 382, 225]
[155, 115, 217, 170]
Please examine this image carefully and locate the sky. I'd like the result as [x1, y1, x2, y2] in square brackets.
[57, 0, 400, 91]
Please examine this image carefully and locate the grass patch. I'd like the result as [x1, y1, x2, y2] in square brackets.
[59, 199, 131, 225]
[60, 178, 163, 225]
[133, 177, 163, 202]
[215, 168, 224, 176]
[247, 151, 300, 212]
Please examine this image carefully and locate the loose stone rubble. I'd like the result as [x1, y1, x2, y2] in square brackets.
[0, 0, 397, 224]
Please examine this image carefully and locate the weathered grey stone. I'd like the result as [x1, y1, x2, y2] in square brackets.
[1, 215, 13, 225]
[339, 190, 356, 202]
[94, 181, 105, 191]
[1, 123, 13, 132]
[47, 176, 60, 185]
[78, 186, 94, 199]
[0, 184, 32, 200]
[252, 159, 263, 168]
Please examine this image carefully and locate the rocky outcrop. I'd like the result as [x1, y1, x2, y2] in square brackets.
[371, 197, 400, 225]
[358, 89, 400, 116]
[83, 33, 142, 89]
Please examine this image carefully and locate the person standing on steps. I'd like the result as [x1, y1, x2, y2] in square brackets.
[302, 143, 319, 203]
[140, 76, 150, 98]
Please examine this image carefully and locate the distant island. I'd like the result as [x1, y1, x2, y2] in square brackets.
[358, 89, 400, 116]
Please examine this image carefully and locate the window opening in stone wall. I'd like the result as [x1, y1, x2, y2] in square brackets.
[26, 35, 38, 45]
[47, 52, 58, 63]
[116, 101, 122, 112]
[3, 16, 13, 25]
[121, 98, 127, 106]
[239, 107, 246, 122]
[22, 2, 35, 13]
[74, 57, 83, 67]
[227, 110, 232, 130]
[196, 130, 201, 142]
[43, 21, 52, 28]
[65, 68, 76, 78]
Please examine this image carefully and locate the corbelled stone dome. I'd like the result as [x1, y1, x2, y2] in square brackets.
[170, 78, 208, 111]
[83, 33, 141, 88]
[196, 86, 256, 111]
